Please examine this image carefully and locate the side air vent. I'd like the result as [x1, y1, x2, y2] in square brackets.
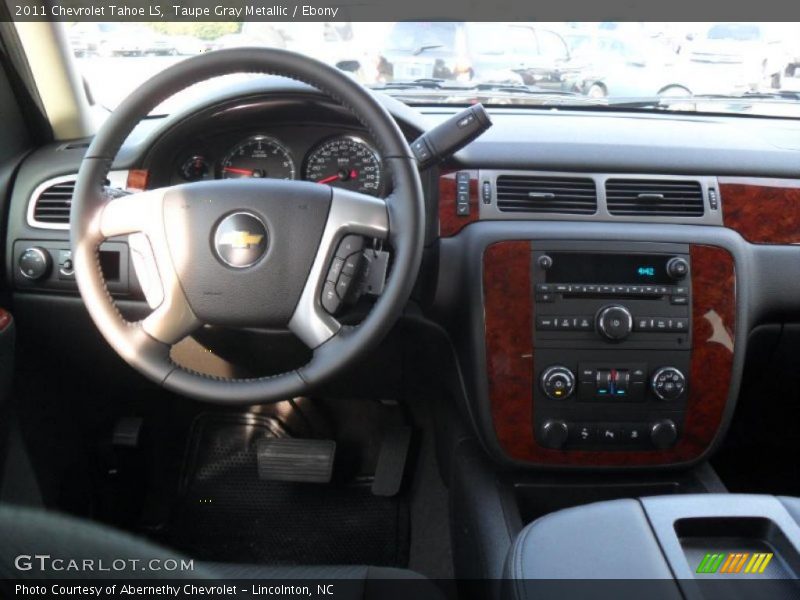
[606, 179, 704, 217]
[30, 177, 75, 227]
[496, 175, 597, 214]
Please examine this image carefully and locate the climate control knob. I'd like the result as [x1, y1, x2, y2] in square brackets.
[596, 304, 633, 341]
[18, 247, 51, 281]
[650, 419, 678, 449]
[651, 367, 686, 401]
[540, 419, 569, 449]
[540, 366, 575, 400]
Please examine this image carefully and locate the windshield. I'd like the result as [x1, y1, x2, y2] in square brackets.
[67, 21, 800, 117]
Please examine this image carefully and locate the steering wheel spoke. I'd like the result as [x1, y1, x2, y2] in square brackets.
[289, 188, 389, 349]
[98, 188, 163, 238]
[100, 188, 202, 345]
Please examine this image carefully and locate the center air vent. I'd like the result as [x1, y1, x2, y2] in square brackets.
[496, 175, 597, 214]
[606, 179, 704, 217]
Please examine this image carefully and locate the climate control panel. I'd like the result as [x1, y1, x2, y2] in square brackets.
[533, 351, 690, 451]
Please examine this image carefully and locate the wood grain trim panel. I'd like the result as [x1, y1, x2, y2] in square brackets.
[439, 170, 479, 237]
[483, 242, 735, 466]
[484, 241, 535, 461]
[721, 177, 800, 244]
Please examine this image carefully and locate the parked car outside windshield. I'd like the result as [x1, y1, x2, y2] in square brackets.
[67, 21, 800, 117]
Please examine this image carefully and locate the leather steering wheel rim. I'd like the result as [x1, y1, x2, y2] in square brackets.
[70, 48, 425, 404]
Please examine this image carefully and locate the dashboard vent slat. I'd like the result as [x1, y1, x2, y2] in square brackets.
[606, 179, 705, 217]
[32, 179, 75, 224]
[496, 175, 597, 214]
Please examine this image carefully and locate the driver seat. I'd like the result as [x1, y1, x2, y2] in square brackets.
[0, 504, 444, 600]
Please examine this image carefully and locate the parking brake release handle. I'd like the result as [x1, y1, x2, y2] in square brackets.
[410, 103, 492, 169]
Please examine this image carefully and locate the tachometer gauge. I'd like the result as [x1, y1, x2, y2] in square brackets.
[304, 136, 383, 196]
[220, 136, 296, 180]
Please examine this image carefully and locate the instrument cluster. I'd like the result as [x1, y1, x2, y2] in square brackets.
[175, 131, 384, 197]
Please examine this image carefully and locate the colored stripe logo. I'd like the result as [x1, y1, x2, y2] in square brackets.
[696, 552, 773, 574]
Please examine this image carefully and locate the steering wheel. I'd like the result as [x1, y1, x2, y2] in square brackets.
[70, 48, 425, 404]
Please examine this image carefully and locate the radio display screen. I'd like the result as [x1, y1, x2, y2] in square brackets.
[545, 253, 674, 285]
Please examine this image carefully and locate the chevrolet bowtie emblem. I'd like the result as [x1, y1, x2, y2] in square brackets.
[213, 212, 268, 268]
[217, 230, 265, 249]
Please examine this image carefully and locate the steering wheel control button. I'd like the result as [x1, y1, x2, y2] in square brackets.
[540, 366, 576, 400]
[19, 247, 51, 280]
[336, 274, 353, 300]
[596, 304, 633, 341]
[651, 367, 687, 401]
[213, 211, 268, 268]
[666, 256, 689, 280]
[342, 253, 364, 277]
[321, 281, 342, 314]
[335, 235, 364, 259]
[326, 258, 345, 283]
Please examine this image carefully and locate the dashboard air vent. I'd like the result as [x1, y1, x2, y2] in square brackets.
[496, 175, 597, 214]
[606, 179, 704, 217]
[32, 179, 75, 225]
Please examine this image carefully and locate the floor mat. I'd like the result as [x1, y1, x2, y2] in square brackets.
[162, 413, 410, 567]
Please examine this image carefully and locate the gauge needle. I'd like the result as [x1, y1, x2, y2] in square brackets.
[316, 170, 359, 185]
[223, 166, 254, 176]
[316, 174, 340, 184]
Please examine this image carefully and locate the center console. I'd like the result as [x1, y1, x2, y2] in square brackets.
[483, 240, 736, 467]
[532, 242, 692, 452]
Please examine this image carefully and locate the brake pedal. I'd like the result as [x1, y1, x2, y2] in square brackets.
[256, 437, 336, 484]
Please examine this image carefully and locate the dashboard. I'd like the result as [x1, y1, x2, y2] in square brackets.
[9, 78, 800, 472]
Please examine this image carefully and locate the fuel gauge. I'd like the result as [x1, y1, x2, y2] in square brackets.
[180, 155, 210, 181]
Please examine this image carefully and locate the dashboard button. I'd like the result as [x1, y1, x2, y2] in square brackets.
[571, 424, 596, 444]
[536, 316, 556, 330]
[671, 295, 689, 305]
[598, 426, 621, 443]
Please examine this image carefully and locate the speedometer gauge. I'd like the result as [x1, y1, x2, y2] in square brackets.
[304, 136, 383, 196]
[221, 136, 295, 180]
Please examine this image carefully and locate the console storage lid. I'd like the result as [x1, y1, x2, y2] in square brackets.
[504, 494, 800, 600]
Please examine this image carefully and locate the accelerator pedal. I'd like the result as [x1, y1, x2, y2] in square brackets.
[371, 426, 412, 497]
[256, 437, 336, 484]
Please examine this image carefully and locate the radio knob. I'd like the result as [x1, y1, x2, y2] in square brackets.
[651, 367, 686, 401]
[540, 366, 575, 400]
[666, 257, 689, 280]
[596, 304, 633, 341]
[650, 419, 678, 449]
[540, 419, 569, 449]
